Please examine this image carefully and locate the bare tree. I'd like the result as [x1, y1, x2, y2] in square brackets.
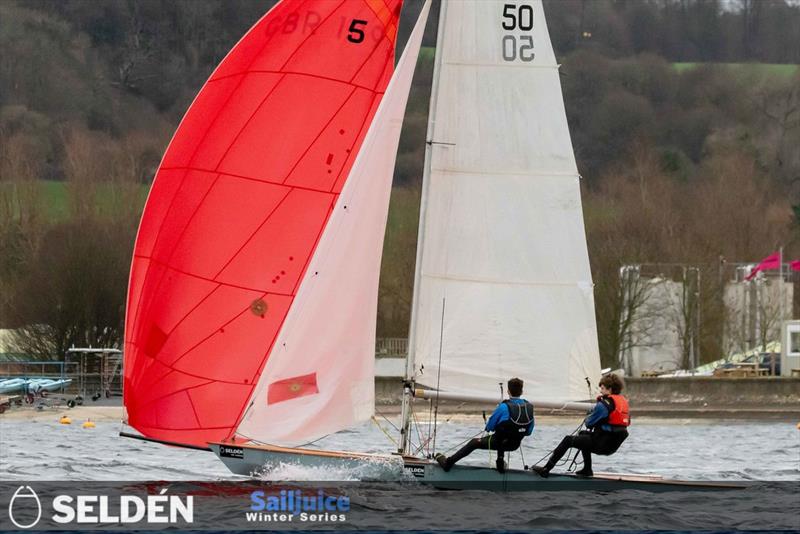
[750, 75, 800, 185]
[615, 265, 666, 372]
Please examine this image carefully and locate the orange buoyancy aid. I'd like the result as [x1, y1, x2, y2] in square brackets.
[600, 394, 630, 427]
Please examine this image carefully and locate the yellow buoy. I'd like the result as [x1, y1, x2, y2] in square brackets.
[59, 416, 72, 425]
[82, 419, 96, 429]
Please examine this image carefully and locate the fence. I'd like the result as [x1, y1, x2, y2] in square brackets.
[376, 337, 408, 357]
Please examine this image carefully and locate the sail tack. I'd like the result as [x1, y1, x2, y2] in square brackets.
[409, 0, 602, 401]
[125, 0, 403, 447]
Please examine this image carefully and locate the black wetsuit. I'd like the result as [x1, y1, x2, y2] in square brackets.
[444, 398, 534, 468]
[543, 397, 628, 473]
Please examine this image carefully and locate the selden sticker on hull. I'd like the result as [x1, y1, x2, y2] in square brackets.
[219, 446, 244, 459]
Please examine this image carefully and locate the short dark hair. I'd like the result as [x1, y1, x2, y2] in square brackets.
[599, 374, 624, 395]
[508, 377, 523, 397]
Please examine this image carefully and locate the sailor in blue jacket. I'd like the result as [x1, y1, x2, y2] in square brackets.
[436, 377, 534, 473]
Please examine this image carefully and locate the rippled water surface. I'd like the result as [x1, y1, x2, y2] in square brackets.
[1, 413, 797, 481]
[2, 412, 798, 530]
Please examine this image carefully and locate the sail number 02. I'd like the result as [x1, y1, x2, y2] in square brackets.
[501, 3, 535, 62]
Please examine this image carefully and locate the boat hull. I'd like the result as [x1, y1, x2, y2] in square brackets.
[208, 442, 746, 491]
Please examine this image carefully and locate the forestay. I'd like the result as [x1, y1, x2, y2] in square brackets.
[409, 0, 601, 401]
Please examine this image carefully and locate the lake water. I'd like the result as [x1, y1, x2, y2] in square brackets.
[1, 414, 798, 530]
[1, 414, 797, 481]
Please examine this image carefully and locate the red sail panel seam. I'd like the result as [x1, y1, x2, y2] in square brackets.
[168, 305, 260, 371]
[347, 17, 394, 85]
[330, 90, 383, 192]
[132, 254, 293, 296]
[288, 195, 338, 298]
[128, 0, 343, 348]
[209, 70, 384, 94]
[227, 195, 338, 438]
[158, 167, 381, 196]
[211, 189, 294, 280]
[127, 0, 402, 446]
[186, 390, 204, 428]
[162, 286, 221, 339]
[327, 36, 395, 189]
[207, 0, 329, 85]
[139, 67, 290, 333]
[274, 0, 348, 72]
[128, 167, 192, 353]
[138, 381, 212, 420]
[136, 369, 175, 395]
[133, 65, 286, 345]
[126, 351, 260, 387]
[279, 86, 359, 185]
[138, 0, 313, 298]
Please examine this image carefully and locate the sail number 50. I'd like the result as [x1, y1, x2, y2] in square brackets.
[501, 3, 535, 62]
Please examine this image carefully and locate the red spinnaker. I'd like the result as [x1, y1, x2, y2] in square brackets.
[124, 0, 402, 447]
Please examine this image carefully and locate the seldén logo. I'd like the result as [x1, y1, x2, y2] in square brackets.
[8, 486, 42, 529]
[6, 485, 193, 528]
[247, 489, 349, 523]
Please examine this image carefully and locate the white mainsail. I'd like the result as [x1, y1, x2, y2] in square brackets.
[408, 0, 601, 402]
[235, 0, 432, 446]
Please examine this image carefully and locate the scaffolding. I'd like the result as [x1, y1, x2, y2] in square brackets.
[64, 348, 123, 398]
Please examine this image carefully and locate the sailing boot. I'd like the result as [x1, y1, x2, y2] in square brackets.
[435, 453, 452, 472]
[531, 465, 550, 478]
[575, 449, 592, 477]
[495, 458, 506, 473]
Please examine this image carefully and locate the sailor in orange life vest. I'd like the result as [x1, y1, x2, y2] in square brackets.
[435, 377, 534, 473]
[532, 373, 630, 478]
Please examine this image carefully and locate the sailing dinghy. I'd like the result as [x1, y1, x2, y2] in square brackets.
[122, 0, 745, 491]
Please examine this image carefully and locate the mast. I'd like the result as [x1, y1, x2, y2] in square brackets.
[399, 0, 449, 455]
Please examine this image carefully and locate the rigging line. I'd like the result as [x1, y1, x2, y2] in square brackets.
[431, 297, 446, 458]
[412, 408, 429, 457]
[411, 406, 424, 455]
[530, 419, 586, 467]
[442, 429, 484, 455]
[413, 435, 434, 457]
[426, 398, 433, 457]
[374, 407, 399, 432]
[371, 416, 399, 447]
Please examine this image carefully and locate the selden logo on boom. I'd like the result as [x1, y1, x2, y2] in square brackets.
[248, 489, 349, 523]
